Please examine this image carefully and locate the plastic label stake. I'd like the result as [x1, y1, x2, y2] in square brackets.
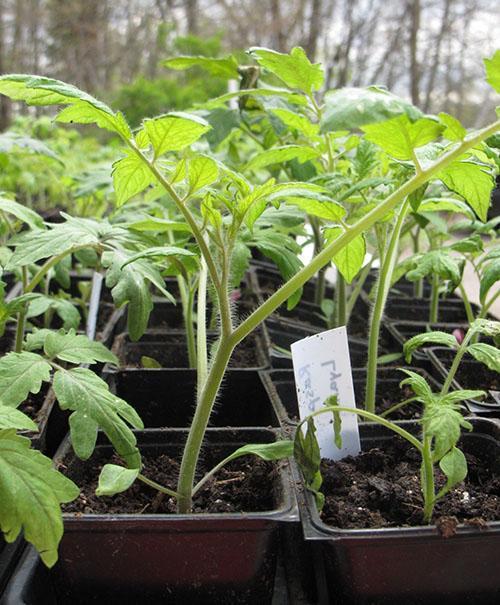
[291, 326, 361, 460]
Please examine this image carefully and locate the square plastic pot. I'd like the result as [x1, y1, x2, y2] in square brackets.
[428, 347, 500, 414]
[298, 418, 500, 604]
[111, 328, 269, 370]
[262, 366, 443, 427]
[104, 368, 280, 429]
[44, 428, 297, 604]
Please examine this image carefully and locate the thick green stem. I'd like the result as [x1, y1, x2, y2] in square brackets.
[365, 201, 410, 413]
[197, 255, 208, 393]
[346, 259, 373, 321]
[310, 217, 325, 305]
[181, 280, 197, 368]
[429, 273, 440, 323]
[176, 339, 234, 513]
[421, 434, 435, 523]
[335, 273, 347, 326]
[231, 120, 500, 349]
[458, 283, 475, 325]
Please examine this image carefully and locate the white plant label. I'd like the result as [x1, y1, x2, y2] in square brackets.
[291, 326, 361, 460]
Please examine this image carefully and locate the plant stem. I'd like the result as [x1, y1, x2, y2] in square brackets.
[421, 434, 435, 523]
[346, 259, 373, 321]
[429, 273, 440, 323]
[335, 272, 347, 326]
[365, 201, 410, 413]
[440, 329, 473, 395]
[197, 254, 208, 393]
[231, 120, 500, 349]
[14, 266, 29, 353]
[181, 278, 197, 368]
[138, 474, 179, 499]
[176, 338, 234, 513]
[297, 405, 423, 452]
[310, 216, 325, 304]
[458, 283, 475, 325]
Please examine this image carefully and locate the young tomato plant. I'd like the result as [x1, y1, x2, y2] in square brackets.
[0, 49, 498, 523]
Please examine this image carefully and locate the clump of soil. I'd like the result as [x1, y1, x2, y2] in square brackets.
[320, 435, 500, 530]
[62, 448, 278, 515]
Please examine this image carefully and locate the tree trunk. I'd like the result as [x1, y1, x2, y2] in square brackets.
[408, 0, 420, 106]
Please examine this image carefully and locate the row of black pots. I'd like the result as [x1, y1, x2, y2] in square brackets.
[1, 262, 499, 602]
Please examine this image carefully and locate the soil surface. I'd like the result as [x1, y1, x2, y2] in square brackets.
[320, 435, 500, 530]
[62, 448, 278, 515]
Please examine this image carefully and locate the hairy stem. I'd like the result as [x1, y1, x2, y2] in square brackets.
[197, 254, 208, 393]
[14, 266, 29, 353]
[335, 272, 347, 326]
[440, 329, 473, 395]
[421, 434, 435, 523]
[365, 200, 410, 413]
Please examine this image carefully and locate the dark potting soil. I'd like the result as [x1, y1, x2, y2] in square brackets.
[0, 334, 14, 355]
[374, 383, 422, 420]
[320, 436, 500, 531]
[62, 449, 277, 515]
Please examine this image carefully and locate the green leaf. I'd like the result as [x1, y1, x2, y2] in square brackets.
[470, 318, 500, 337]
[467, 343, 500, 373]
[223, 440, 294, 465]
[246, 145, 320, 171]
[484, 50, 500, 93]
[0, 196, 44, 230]
[403, 331, 458, 363]
[112, 152, 155, 207]
[438, 113, 466, 141]
[321, 87, 422, 132]
[249, 46, 324, 93]
[439, 161, 494, 222]
[441, 390, 485, 405]
[270, 108, 319, 137]
[26, 296, 81, 331]
[438, 446, 467, 494]
[0, 352, 51, 408]
[417, 197, 474, 217]
[0, 132, 61, 163]
[423, 399, 469, 459]
[43, 330, 118, 365]
[141, 112, 210, 157]
[140, 356, 162, 369]
[96, 464, 140, 496]
[324, 227, 365, 284]
[294, 417, 324, 510]
[231, 241, 252, 288]
[399, 369, 434, 403]
[163, 55, 239, 79]
[128, 217, 191, 234]
[103, 248, 172, 341]
[187, 155, 219, 193]
[53, 367, 143, 467]
[0, 430, 79, 567]
[406, 250, 463, 289]
[480, 258, 500, 303]
[0, 406, 38, 431]
[0, 74, 128, 138]
[361, 115, 443, 160]
[286, 198, 345, 222]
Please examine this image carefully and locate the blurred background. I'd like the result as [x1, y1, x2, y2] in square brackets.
[0, 0, 498, 132]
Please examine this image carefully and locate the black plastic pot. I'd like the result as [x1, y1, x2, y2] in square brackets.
[383, 298, 480, 324]
[254, 264, 335, 305]
[386, 320, 466, 362]
[428, 347, 500, 414]
[262, 365, 441, 426]
[111, 328, 269, 370]
[104, 368, 280, 428]
[32, 428, 296, 604]
[264, 317, 383, 370]
[0, 539, 25, 598]
[298, 418, 500, 604]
